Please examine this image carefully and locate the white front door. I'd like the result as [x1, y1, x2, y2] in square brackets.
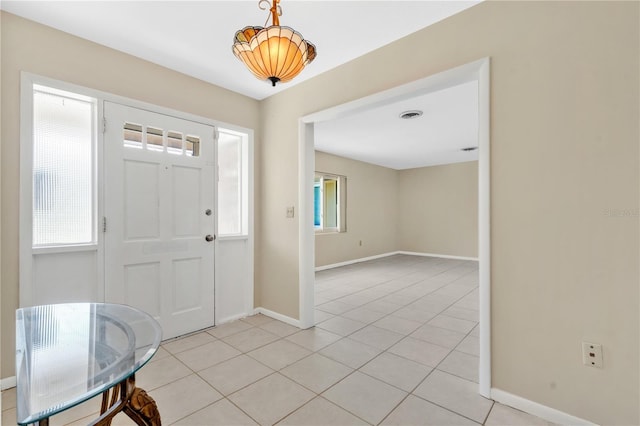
[104, 102, 216, 339]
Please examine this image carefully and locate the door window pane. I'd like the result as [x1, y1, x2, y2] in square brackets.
[167, 131, 183, 155]
[123, 123, 143, 149]
[146, 127, 163, 152]
[33, 89, 95, 246]
[186, 135, 200, 157]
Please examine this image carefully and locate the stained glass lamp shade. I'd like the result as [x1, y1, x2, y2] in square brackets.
[233, 0, 317, 87]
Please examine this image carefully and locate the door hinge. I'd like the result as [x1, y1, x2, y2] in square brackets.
[102, 117, 107, 134]
[213, 127, 219, 142]
[102, 217, 107, 233]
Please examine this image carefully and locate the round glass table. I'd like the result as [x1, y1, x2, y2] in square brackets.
[16, 303, 163, 426]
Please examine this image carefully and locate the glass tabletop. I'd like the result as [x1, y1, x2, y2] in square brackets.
[15, 303, 162, 425]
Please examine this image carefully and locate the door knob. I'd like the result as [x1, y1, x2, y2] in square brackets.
[205, 234, 214, 242]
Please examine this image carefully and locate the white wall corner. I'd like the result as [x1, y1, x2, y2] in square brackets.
[254, 307, 302, 328]
[491, 388, 597, 426]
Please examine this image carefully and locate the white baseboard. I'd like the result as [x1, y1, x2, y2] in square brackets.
[1, 376, 16, 390]
[216, 312, 249, 325]
[315, 251, 478, 272]
[315, 252, 400, 271]
[397, 251, 479, 262]
[254, 307, 301, 328]
[491, 388, 596, 426]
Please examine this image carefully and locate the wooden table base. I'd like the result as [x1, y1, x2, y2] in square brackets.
[92, 374, 161, 426]
[123, 388, 162, 425]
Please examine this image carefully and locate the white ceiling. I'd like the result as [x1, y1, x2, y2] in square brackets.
[315, 80, 479, 169]
[1, 0, 480, 100]
[3, 0, 481, 169]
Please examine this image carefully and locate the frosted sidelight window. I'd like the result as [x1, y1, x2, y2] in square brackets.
[218, 129, 248, 236]
[33, 88, 95, 246]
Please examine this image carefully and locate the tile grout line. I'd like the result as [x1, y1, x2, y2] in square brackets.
[20, 256, 479, 426]
[314, 256, 484, 425]
[316, 264, 477, 332]
[193, 258, 476, 425]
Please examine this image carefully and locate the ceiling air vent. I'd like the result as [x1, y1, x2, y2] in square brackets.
[461, 146, 478, 152]
[399, 110, 423, 119]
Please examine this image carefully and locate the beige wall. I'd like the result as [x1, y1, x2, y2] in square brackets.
[314, 153, 478, 267]
[0, 12, 260, 378]
[1, 2, 638, 424]
[315, 151, 398, 267]
[258, 2, 639, 424]
[398, 161, 478, 258]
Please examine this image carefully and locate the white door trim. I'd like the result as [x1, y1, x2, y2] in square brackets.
[19, 72, 255, 321]
[477, 57, 491, 398]
[20, 73, 251, 143]
[297, 57, 491, 397]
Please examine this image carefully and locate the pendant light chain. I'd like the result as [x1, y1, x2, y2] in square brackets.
[259, 0, 282, 27]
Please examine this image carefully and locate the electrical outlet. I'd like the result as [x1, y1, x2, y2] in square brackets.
[582, 342, 603, 368]
[286, 206, 295, 218]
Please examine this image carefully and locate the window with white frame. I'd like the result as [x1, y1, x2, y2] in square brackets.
[217, 128, 249, 236]
[314, 172, 346, 233]
[32, 85, 97, 247]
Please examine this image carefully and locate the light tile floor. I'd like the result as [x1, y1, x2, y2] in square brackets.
[1, 255, 554, 425]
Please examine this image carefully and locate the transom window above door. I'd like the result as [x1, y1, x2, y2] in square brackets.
[123, 122, 200, 157]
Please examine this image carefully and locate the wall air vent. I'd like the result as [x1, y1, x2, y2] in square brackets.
[399, 110, 423, 119]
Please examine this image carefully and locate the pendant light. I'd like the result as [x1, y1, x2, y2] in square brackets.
[232, 0, 317, 87]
